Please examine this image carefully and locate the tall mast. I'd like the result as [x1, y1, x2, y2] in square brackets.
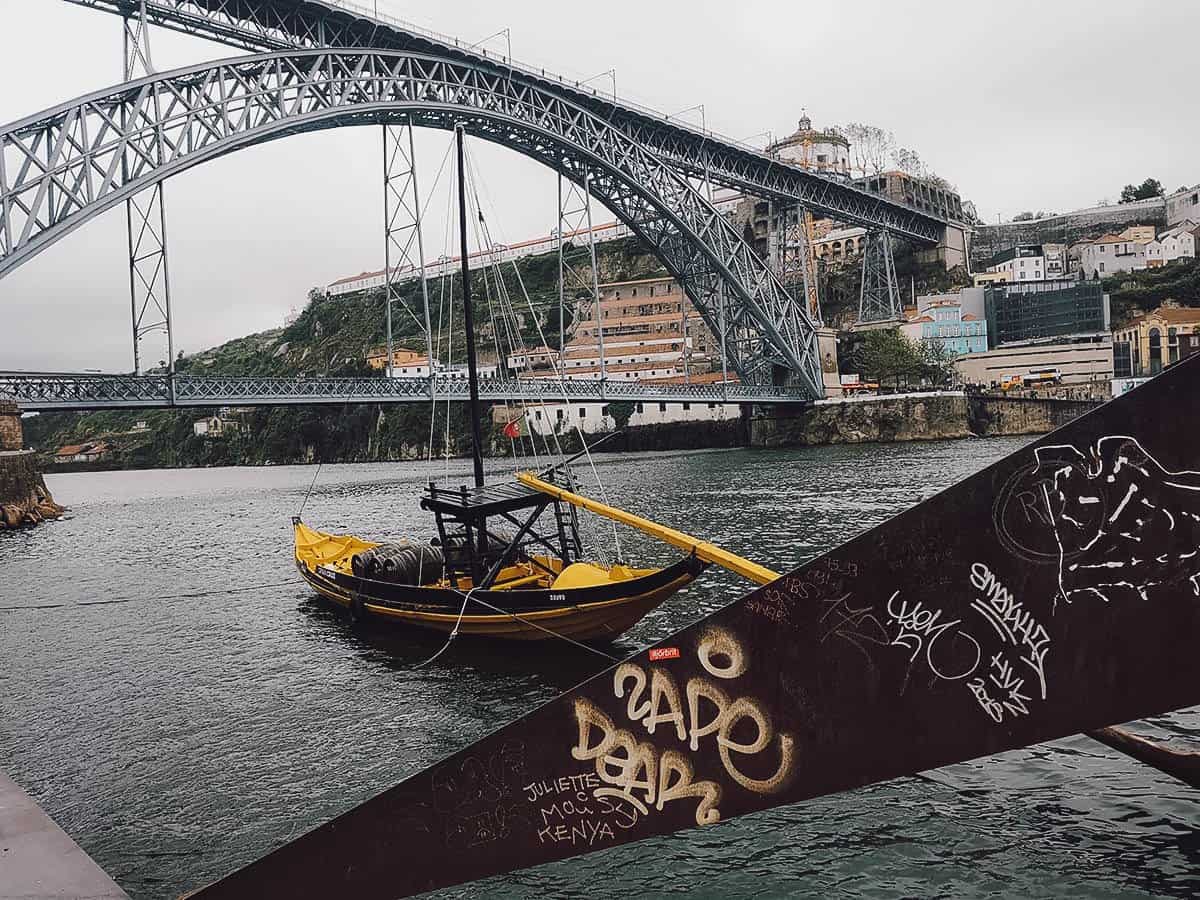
[456, 126, 486, 489]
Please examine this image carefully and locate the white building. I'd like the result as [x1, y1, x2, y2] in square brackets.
[518, 395, 740, 437]
[986, 245, 1046, 282]
[325, 220, 633, 297]
[767, 114, 852, 178]
[1145, 221, 1198, 267]
[506, 345, 560, 373]
[1078, 230, 1149, 279]
[1166, 184, 1200, 228]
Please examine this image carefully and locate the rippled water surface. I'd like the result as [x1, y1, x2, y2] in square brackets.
[2, 440, 1196, 898]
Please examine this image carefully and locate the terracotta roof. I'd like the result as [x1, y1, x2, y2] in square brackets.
[56, 443, 89, 456]
[1132, 305, 1200, 325]
[579, 312, 685, 328]
[642, 371, 739, 386]
[962, 313, 979, 321]
[562, 344, 681, 361]
[525, 360, 684, 377]
[906, 316, 934, 324]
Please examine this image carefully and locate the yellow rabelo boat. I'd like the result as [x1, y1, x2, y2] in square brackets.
[292, 126, 716, 643]
[292, 477, 708, 641]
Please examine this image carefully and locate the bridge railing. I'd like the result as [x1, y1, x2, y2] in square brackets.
[0, 372, 813, 410]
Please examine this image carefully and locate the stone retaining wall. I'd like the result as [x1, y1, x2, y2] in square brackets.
[0, 400, 22, 451]
[0, 451, 65, 529]
[967, 395, 1102, 437]
[750, 393, 1102, 447]
[750, 394, 972, 446]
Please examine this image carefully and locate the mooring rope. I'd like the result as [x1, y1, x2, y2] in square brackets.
[409, 585, 478, 669]
[452, 588, 621, 662]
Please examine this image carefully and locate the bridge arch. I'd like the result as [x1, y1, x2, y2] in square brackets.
[0, 49, 821, 393]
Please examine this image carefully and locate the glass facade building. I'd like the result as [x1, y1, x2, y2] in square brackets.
[984, 280, 1109, 348]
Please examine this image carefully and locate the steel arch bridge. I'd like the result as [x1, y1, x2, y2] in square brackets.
[0, 1, 954, 407]
[1, 47, 823, 392]
[60, 0, 950, 243]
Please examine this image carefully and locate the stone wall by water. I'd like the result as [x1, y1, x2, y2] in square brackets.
[750, 393, 1102, 447]
[967, 395, 1102, 437]
[750, 394, 972, 446]
[0, 403, 65, 529]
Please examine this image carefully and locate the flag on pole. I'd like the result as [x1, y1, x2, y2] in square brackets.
[503, 418, 521, 438]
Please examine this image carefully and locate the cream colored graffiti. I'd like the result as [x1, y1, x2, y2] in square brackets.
[571, 626, 795, 826]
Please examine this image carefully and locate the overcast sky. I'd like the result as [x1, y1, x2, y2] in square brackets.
[1, 0, 1196, 371]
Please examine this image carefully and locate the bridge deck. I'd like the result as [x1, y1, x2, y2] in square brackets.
[0, 373, 812, 411]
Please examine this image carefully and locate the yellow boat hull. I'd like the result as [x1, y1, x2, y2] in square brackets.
[293, 520, 706, 642]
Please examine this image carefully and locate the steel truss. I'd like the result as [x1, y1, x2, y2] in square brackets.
[769, 202, 821, 325]
[121, 1, 175, 378]
[59, 0, 948, 244]
[857, 230, 903, 324]
[381, 118, 432, 378]
[0, 49, 823, 394]
[0, 371, 813, 411]
[556, 172, 604, 374]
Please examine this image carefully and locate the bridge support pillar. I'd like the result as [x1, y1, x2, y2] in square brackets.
[557, 171, 605, 376]
[856, 230, 903, 326]
[382, 119, 433, 377]
[0, 400, 22, 451]
[815, 326, 841, 398]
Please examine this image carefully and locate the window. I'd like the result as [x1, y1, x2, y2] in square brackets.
[556, 409, 564, 421]
[682, 403, 691, 411]
[658, 402, 667, 412]
[579, 407, 587, 418]
[635, 403, 643, 413]
[632, 288, 638, 297]
[535, 410, 542, 421]
[1099, 263, 1105, 272]
[708, 403, 717, 410]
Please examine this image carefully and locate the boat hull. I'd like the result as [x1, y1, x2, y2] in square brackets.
[296, 550, 706, 642]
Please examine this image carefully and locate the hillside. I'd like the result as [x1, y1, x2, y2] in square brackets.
[1103, 258, 1200, 327]
[25, 237, 667, 468]
[24, 231, 980, 470]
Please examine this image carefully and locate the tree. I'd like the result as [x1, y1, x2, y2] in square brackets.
[916, 340, 957, 388]
[892, 147, 925, 178]
[1120, 178, 1163, 203]
[1012, 211, 1036, 222]
[961, 200, 980, 225]
[855, 329, 921, 390]
[842, 122, 895, 177]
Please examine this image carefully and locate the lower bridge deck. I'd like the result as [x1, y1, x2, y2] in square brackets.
[0, 373, 814, 411]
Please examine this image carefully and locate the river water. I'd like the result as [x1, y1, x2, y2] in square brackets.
[1, 440, 1197, 899]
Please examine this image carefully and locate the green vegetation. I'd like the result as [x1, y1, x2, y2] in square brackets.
[852, 329, 956, 391]
[1105, 258, 1200, 327]
[1120, 178, 1164, 203]
[818, 240, 971, 327]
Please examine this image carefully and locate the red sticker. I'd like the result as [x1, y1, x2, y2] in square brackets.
[648, 647, 680, 661]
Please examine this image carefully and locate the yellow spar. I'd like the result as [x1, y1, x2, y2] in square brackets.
[517, 471, 782, 586]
